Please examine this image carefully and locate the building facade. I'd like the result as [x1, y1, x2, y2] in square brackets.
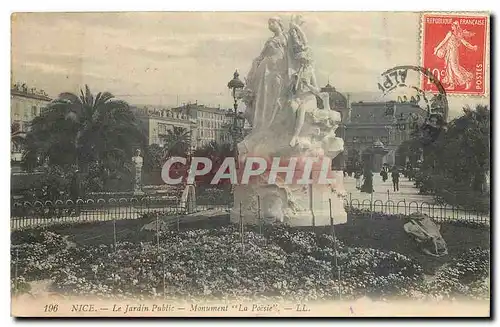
[316, 82, 429, 172]
[11, 83, 52, 163]
[345, 101, 427, 172]
[132, 106, 198, 150]
[171, 103, 233, 148]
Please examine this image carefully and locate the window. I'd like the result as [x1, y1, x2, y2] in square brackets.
[32, 105, 37, 117]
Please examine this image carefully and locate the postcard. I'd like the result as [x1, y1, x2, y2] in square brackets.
[10, 11, 490, 317]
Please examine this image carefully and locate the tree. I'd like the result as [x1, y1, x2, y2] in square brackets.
[437, 105, 489, 192]
[145, 143, 164, 172]
[22, 85, 146, 191]
[193, 141, 233, 186]
[11, 122, 25, 152]
[160, 126, 191, 160]
[395, 138, 422, 167]
[412, 104, 490, 211]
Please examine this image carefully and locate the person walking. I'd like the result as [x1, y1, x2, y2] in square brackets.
[391, 166, 400, 192]
[355, 170, 362, 190]
[360, 166, 374, 193]
[380, 167, 388, 182]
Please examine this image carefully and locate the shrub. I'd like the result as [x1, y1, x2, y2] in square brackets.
[419, 247, 490, 300]
[10, 224, 489, 301]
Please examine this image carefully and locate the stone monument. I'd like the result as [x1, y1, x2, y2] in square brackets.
[132, 149, 144, 195]
[230, 15, 347, 226]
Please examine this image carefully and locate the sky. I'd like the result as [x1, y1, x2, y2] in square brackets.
[11, 12, 489, 118]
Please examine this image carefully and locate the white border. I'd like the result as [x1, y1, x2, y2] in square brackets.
[1, 1, 497, 326]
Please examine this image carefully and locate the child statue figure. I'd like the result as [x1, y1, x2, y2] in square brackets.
[288, 15, 330, 147]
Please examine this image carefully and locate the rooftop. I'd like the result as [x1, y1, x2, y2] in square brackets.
[11, 83, 52, 102]
[317, 82, 348, 109]
[171, 102, 232, 114]
[131, 106, 193, 121]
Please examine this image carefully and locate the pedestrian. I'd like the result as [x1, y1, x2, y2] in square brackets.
[355, 170, 362, 189]
[380, 169, 388, 182]
[360, 166, 374, 193]
[391, 166, 400, 192]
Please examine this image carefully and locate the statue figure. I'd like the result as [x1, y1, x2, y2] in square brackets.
[132, 149, 144, 194]
[231, 15, 346, 227]
[287, 15, 331, 147]
[242, 17, 288, 132]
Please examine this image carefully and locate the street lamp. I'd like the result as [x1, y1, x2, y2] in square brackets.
[227, 70, 246, 167]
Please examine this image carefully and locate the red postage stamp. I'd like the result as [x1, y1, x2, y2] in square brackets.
[421, 14, 489, 96]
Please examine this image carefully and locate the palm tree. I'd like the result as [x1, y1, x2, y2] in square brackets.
[22, 85, 146, 173]
[160, 126, 191, 159]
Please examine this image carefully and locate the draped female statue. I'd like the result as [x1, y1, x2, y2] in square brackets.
[242, 17, 289, 132]
[242, 16, 330, 146]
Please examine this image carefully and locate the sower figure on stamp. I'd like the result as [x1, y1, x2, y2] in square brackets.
[433, 21, 478, 91]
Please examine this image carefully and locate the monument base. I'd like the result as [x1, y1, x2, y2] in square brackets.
[230, 205, 347, 227]
[230, 171, 347, 227]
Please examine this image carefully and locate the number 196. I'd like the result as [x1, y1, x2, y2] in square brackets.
[44, 304, 58, 312]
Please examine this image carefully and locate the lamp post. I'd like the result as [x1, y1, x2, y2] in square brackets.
[227, 70, 246, 168]
[352, 136, 361, 172]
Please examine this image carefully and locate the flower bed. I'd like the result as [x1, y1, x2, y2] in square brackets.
[11, 224, 489, 301]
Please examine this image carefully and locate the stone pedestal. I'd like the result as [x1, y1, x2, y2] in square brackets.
[230, 172, 346, 226]
[230, 108, 347, 227]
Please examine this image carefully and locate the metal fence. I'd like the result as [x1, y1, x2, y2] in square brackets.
[343, 198, 490, 225]
[10, 197, 230, 230]
[11, 195, 490, 230]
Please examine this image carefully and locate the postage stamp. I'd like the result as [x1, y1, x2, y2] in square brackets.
[420, 13, 489, 96]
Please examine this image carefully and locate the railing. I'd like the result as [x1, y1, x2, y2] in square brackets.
[11, 195, 490, 230]
[10, 197, 230, 230]
[343, 198, 490, 225]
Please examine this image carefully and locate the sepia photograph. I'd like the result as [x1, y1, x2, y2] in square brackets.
[9, 11, 491, 317]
